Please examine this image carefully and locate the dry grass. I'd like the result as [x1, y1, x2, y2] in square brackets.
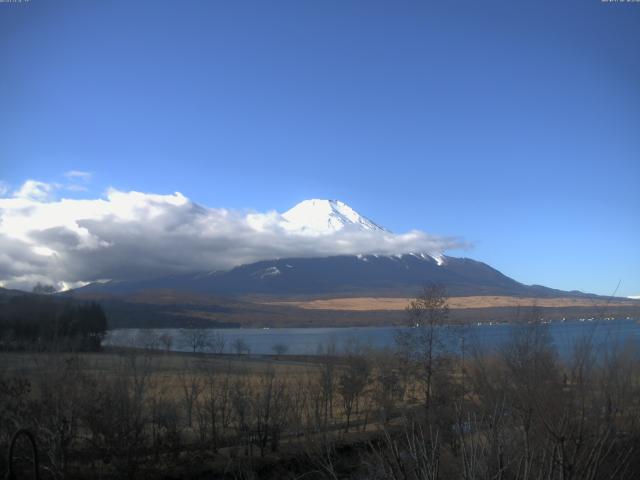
[264, 295, 638, 311]
[0, 349, 416, 449]
[0, 350, 315, 388]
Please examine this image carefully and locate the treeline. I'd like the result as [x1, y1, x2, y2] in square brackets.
[0, 294, 107, 351]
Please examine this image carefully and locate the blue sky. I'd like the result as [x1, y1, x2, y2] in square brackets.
[1, 0, 639, 296]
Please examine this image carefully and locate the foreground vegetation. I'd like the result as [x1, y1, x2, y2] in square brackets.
[2, 287, 640, 479]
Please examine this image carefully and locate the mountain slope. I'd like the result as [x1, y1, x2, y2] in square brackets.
[70, 199, 608, 302]
[73, 253, 599, 299]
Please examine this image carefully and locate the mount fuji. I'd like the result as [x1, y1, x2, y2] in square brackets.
[278, 199, 444, 264]
[281, 199, 388, 234]
[74, 199, 596, 299]
[66, 198, 639, 327]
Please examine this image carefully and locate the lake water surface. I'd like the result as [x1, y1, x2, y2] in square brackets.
[104, 318, 640, 358]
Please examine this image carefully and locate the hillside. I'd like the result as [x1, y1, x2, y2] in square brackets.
[74, 253, 604, 299]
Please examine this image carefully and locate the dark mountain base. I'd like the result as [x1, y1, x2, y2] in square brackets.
[73, 254, 608, 300]
[103, 299, 639, 329]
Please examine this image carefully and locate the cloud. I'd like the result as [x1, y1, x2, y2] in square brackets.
[63, 170, 92, 181]
[0, 181, 9, 196]
[13, 180, 59, 200]
[0, 187, 467, 290]
[62, 170, 92, 193]
[65, 184, 89, 192]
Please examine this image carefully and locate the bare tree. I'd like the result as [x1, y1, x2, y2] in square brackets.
[372, 351, 404, 425]
[232, 338, 250, 356]
[159, 332, 173, 352]
[371, 420, 441, 480]
[181, 328, 211, 353]
[271, 342, 288, 359]
[135, 329, 161, 350]
[34, 354, 89, 478]
[197, 362, 233, 453]
[316, 340, 338, 429]
[179, 361, 202, 428]
[395, 283, 450, 411]
[81, 351, 155, 479]
[210, 332, 226, 354]
[338, 353, 370, 432]
[251, 366, 290, 456]
[229, 376, 253, 455]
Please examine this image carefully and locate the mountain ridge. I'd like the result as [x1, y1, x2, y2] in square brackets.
[66, 199, 622, 307]
[72, 253, 607, 300]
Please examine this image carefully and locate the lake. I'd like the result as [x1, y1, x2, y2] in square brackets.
[104, 317, 640, 358]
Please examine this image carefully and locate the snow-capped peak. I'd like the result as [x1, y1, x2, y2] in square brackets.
[278, 200, 444, 265]
[281, 199, 387, 235]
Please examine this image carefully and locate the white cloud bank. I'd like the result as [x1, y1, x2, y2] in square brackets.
[0, 182, 466, 290]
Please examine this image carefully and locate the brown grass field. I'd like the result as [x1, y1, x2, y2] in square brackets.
[265, 295, 639, 311]
[0, 350, 315, 385]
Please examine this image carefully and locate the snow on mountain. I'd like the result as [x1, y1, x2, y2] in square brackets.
[278, 199, 444, 266]
[412, 252, 445, 266]
[281, 199, 387, 235]
[250, 266, 282, 279]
